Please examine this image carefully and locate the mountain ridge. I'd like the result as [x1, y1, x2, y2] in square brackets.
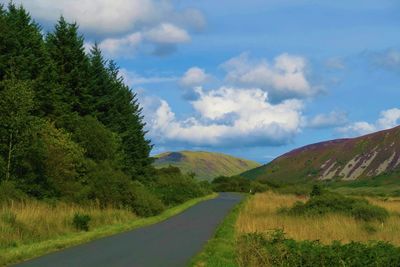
[153, 151, 260, 181]
[242, 126, 400, 183]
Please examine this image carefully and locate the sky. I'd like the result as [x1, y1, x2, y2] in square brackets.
[6, 0, 400, 163]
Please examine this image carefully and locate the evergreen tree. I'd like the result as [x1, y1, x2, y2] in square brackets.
[46, 16, 90, 116]
[0, 3, 60, 117]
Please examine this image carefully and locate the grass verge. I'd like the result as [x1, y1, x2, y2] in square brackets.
[0, 193, 217, 267]
[190, 194, 247, 267]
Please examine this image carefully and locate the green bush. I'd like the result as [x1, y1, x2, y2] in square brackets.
[211, 175, 268, 193]
[351, 202, 389, 222]
[286, 191, 389, 222]
[151, 166, 210, 206]
[130, 182, 165, 217]
[72, 213, 91, 231]
[0, 181, 27, 203]
[237, 230, 400, 267]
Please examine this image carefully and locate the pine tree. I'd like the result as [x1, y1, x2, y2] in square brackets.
[46, 16, 90, 116]
[0, 4, 60, 117]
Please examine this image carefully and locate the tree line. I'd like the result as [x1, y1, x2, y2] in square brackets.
[0, 3, 210, 216]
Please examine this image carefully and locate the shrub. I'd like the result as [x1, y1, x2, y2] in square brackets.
[72, 213, 91, 231]
[211, 175, 268, 193]
[130, 182, 165, 217]
[151, 166, 210, 206]
[351, 202, 389, 222]
[285, 191, 389, 222]
[237, 230, 400, 267]
[310, 184, 322, 197]
[0, 181, 27, 203]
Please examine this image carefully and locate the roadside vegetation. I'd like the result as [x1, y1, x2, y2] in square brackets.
[211, 175, 268, 193]
[191, 196, 246, 267]
[235, 187, 400, 266]
[0, 194, 216, 266]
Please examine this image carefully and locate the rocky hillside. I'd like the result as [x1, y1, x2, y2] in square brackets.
[153, 151, 260, 181]
[242, 126, 400, 183]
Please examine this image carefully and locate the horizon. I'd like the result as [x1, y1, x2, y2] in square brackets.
[6, 0, 400, 163]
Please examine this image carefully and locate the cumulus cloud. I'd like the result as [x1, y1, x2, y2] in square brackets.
[8, 0, 160, 35]
[179, 67, 210, 88]
[144, 23, 190, 44]
[306, 111, 348, 129]
[99, 33, 143, 57]
[9, 0, 204, 57]
[222, 53, 316, 101]
[98, 23, 190, 57]
[337, 108, 400, 136]
[145, 87, 304, 147]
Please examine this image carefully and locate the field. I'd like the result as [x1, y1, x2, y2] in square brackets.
[236, 191, 400, 245]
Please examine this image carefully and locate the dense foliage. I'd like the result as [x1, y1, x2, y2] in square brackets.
[281, 187, 389, 222]
[0, 3, 208, 216]
[237, 230, 400, 267]
[211, 176, 268, 193]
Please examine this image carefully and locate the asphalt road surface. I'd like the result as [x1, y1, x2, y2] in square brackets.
[14, 193, 243, 267]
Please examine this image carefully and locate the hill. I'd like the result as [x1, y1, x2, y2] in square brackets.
[242, 126, 400, 184]
[153, 151, 261, 181]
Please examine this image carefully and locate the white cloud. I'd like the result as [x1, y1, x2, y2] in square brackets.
[377, 108, 400, 129]
[99, 33, 143, 57]
[338, 108, 400, 136]
[306, 111, 348, 129]
[9, 0, 204, 57]
[144, 23, 190, 44]
[9, 0, 160, 35]
[222, 53, 316, 101]
[180, 67, 210, 87]
[145, 87, 304, 147]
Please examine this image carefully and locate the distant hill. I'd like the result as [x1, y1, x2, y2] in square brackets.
[153, 151, 261, 181]
[242, 126, 400, 183]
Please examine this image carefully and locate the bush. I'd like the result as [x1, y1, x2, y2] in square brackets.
[151, 166, 210, 206]
[212, 175, 268, 193]
[0, 181, 27, 203]
[351, 202, 389, 222]
[130, 182, 165, 217]
[237, 230, 400, 267]
[72, 213, 91, 231]
[286, 191, 389, 222]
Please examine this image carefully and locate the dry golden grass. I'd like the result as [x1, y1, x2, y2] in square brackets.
[0, 200, 136, 249]
[236, 191, 400, 245]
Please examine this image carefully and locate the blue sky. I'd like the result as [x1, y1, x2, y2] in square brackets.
[8, 0, 400, 163]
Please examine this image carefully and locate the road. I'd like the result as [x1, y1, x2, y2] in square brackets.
[14, 193, 243, 267]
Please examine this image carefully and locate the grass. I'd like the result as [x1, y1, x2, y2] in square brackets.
[236, 191, 400, 245]
[190, 194, 247, 267]
[0, 193, 217, 267]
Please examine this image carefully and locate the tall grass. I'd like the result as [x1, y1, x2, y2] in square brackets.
[236, 191, 400, 245]
[0, 200, 135, 249]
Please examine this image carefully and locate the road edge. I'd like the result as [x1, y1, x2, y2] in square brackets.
[1, 193, 218, 267]
[190, 193, 249, 267]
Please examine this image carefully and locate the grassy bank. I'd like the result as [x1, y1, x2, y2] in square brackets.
[236, 191, 400, 245]
[191, 194, 247, 267]
[0, 193, 217, 267]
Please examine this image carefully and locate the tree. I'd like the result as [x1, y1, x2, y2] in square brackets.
[0, 80, 35, 181]
[46, 16, 90, 116]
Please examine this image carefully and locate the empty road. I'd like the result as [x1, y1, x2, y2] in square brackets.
[15, 193, 243, 267]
